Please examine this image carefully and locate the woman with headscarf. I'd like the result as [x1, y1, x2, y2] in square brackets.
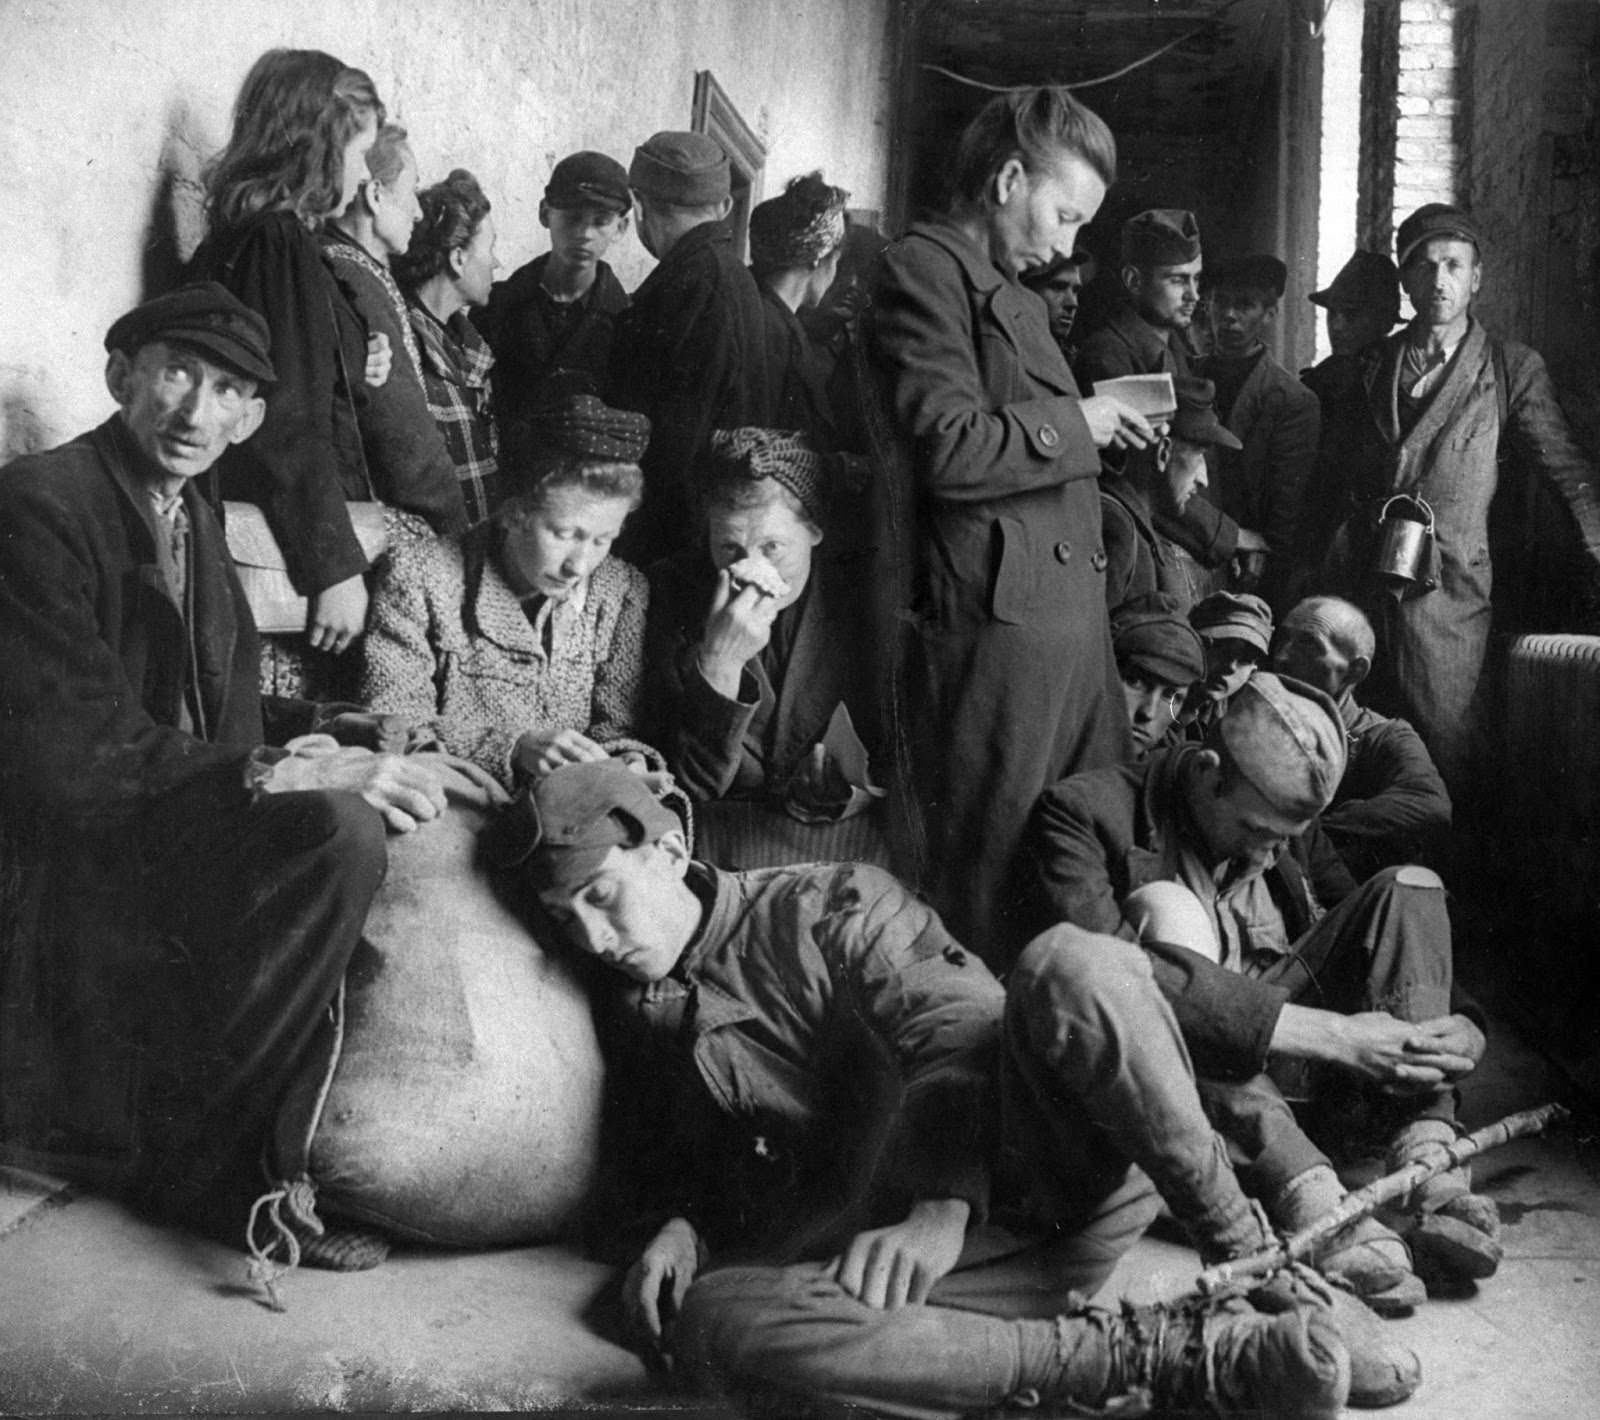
[749, 172, 850, 449]
[393, 169, 503, 525]
[643, 426, 888, 868]
[361, 396, 653, 787]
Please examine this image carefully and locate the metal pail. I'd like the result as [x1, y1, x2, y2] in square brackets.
[1374, 494, 1436, 584]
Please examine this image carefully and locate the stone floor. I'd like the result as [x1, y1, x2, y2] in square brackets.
[1, 1013, 1597, 1417]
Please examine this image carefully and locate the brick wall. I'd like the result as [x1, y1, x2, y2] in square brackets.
[0, 0, 898, 461]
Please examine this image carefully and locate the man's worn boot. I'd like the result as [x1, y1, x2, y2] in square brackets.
[1019, 1290, 1350, 1419]
[1272, 1164, 1425, 1316]
[1387, 1118, 1502, 1292]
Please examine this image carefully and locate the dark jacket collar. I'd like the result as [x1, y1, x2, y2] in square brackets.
[1105, 304, 1186, 372]
[902, 217, 1007, 295]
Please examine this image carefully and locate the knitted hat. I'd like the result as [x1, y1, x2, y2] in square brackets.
[707, 427, 828, 523]
[629, 131, 731, 205]
[1216, 671, 1348, 817]
[1122, 209, 1202, 268]
[523, 394, 651, 463]
[105, 281, 276, 386]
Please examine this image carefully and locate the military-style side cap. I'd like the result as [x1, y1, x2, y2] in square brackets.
[1310, 251, 1400, 314]
[1216, 670, 1348, 817]
[1121, 209, 1202, 268]
[1396, 203, 1482, 267]
[629, 131, 731, 205]
[105, 281, 276, 386]
[1170, 376, 1242, 451]
[1191, 590, 1274, 655]
[1112, 592, 1207, 686]
[1206, 254, 1288, 300]
[490, 761, 684, 894]
[546, 151, 632, 213]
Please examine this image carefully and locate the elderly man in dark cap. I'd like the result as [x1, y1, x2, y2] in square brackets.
[1315, 202, 1600, 796]
[1297, 252, 1402, 580]
[1079, 211, 1271, 618]
[476, 150, 634, 444]
[1029, 670, 1498, 1325]
[1111, 593, 1207, 759]
[1197, 254, 1321, 606]
[608, 130, 775, 564]
[643, 425, 889, 869]
[0, 284, 499, 1250]
[1102, 374, 1241, 612]
[504, 758, 1357, 1420]
[748, 171, 851, 449]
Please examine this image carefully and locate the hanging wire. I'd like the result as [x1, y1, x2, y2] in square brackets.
[920, 0, 1264, 94]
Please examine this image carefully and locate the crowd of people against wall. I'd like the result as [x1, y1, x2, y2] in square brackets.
[5, 43, 1600, 1419]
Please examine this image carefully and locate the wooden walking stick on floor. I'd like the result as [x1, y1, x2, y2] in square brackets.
[1193, 1101, 1572, 1295]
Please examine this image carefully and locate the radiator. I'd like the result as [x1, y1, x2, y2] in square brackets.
[1504, 633, 1600, 855]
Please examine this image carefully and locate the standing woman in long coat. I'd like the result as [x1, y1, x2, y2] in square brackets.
[868, 87, 1153, 969]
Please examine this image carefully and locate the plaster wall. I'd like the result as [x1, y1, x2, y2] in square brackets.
[0, 0, 896, 461]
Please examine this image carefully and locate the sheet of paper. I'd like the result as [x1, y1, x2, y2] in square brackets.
[1092, 372, 1178, 420]
[821, 701, 886, 798]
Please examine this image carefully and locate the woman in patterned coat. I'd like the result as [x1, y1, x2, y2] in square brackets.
[361, 400, 653, 785]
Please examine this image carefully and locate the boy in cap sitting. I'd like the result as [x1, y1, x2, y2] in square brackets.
[498, 759, 1355, 1419]
[476, 151, 634, 445]
[0, 284, 500, 1251]
[1101, 375, 1241, 613]
[1197, 255, 1321, 606]
[1029, 671, 1500, 1323]
[1110, 593, 1207, 760]
[609, 130, 776, 564]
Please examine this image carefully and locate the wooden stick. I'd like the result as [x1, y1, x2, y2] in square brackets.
[1194, 1101, 1571, 1295]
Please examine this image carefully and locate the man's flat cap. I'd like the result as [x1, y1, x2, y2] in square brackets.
[1206, 254, 1287, 300]
[489, 761, 684, 894]
[1310, 250, 1399, 313]
[1170, 376, 1242, 451]
[1396, 203, 1482, 267]
[1021, 246, 1095, 290]
[1217, 671, 1347, 818]
[1112, 592, 1207, 686]
[629, 131, 730, 206]
[1122, 209, 1202, 268]
[546, 151, 632, 213]
[104, 282, 276, 386]
[1191, 591, 1274, 655]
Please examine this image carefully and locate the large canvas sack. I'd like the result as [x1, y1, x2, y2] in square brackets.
[271, 797, 604, 1246]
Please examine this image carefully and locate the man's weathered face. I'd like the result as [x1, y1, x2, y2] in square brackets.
[989, 151, 1107, 281]
[1271, 613, 1353, 700]
[1325, 302, 1392, 357]
[1163, 437, 1210, 515]
[1210, 287, 1275, 357]
[1038, 264, 1086, 342]
[1402, 238, 1481, 330]
[108, 341, 265, 483]
[542, 202, 629, 270]
[537, 839, 692, 983]
[1194, 766, 1312, 867]
[1131, 258, 1202, 331]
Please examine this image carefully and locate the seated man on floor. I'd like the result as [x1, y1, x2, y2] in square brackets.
[1101, 375, 1239, 612]
[501, 759, 1363, 1419]
[1271, 595, 1451, 879]
[1111, 593, 1206, 761]
[1028, 671, 1501, 1314]
[0, 284, 499, 1250]
[643, 426, 888, 869]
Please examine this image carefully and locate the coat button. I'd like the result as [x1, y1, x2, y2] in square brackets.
[1054, 541, 1072, 563]
[1091, 549, 1109, 572]
[1038, 424, 1059, 448]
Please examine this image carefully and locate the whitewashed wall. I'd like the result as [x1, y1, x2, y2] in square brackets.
[0, 0, 895, 459]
